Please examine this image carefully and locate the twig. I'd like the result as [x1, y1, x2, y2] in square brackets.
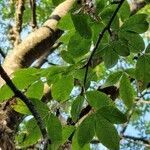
[0, 65, 49, 149]
[122, 135, 150, 145]
[90, 135, 150, 145]
[83, 0, 125, 87]
[0, 48, 6, 58]
[13, 0, 25, 46]
[30, 0, 37, 29]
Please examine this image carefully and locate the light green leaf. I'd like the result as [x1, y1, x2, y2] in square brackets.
[103, 71, 122, 87]
[0, 84, 14, 102]
[95, 114, 120, 150]
[77, 115, 95, 147]
[119, 73, 135, 108]
[86, 91, 112, 110]
[71, 96, 84, 122]
[121, 14, 149, 34]
[12, 99, 30, 115]
[61, 50, 75, 64]
[16, 118, 41, 148]
[71, 14, 92, 39]
[26, 80, 44, 100]
[97, 106, 127, 124]
[52, 75, 73, 101]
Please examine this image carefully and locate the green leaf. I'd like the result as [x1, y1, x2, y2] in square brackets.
[77, 115, 95, 147]
[97, 106, 127, 124]
[71, 96, 84, 122]
[95, 114, 120, 150]
[68, 32, 91, 58]
[46, 114, 62, 145]
[103, 71, 123, 87]
[119, 73, 135, 108]
[61, 50, 75, 64]
[0, 84, 14, 102]
[72, 132, 90, 150]
[103, 45, 119, 69]
[121, 14, 149, 34]
[52, 75, 73, 101]
[145, 44, 150, 53]
[95, 0, 107, 14]
[12, 99, 30, 115]
[26, 80, 44, 100]
[58, 14, 74, 30]
[119, 1, 130, 21]
[112, 40, 130, 56]
[62, 126, 75, 145]
[71, 14, 92, 39]
[52, 0, 63, 6]
[13, 68, 41, 90]
[119, 31, 145, 53]
[136, 54, 150, 85]
[16, 118, 41, 148]
[86, 91, 112, 110]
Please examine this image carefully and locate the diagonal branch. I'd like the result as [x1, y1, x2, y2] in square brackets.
[0, 65, 49, 149]
[83, 0, 125, 87]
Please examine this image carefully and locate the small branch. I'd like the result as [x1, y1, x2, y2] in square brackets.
[91, 135, 150, 145]
[122, 135, 150, 145]
[0, 48, 6, 58]
[0, 65, 49, 149]
[13, 0, 25, 46]
[29, 0, 37, 29]
[83, 0, 125, 87]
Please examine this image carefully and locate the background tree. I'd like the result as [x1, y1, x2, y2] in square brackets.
[0, 0, 150, 149]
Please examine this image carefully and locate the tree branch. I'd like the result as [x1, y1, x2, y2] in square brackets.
[30, 0, 37, 29]
[83, 0, 125, 87]
[0, 65, 49, 149]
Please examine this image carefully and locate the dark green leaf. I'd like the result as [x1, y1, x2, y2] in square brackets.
[103, 45, 119, 68]
[121, 14, 149, 34]
[86, 91, 112, 110]
[97, 105, 127, 124]
[77, 115, 95, 147]
[71, 96, 84, 122]
[71, 14, 92, 39]
[119, 73, 135, 108]
[119, 31, 145, 53]
[112, 40, 130, 56]
[95, 114, 120, 150]
[136, 54, 150, 85]
[145, 44, 150, 53]
[72, 132, 90, 150]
